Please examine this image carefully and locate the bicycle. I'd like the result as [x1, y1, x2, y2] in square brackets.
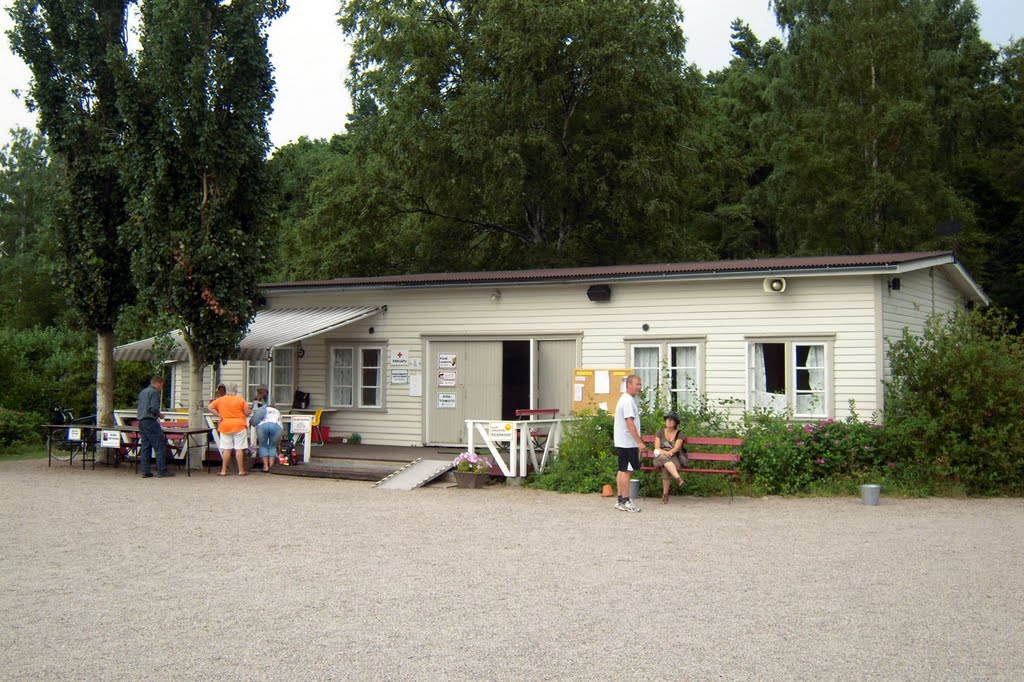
[46, 403, 97, 465]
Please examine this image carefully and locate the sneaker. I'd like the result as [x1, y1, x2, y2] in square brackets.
[141, 472, 154, 478]
[623, 500, 641, 513]
[614, 501, 626, 511]
[156, 471, 175, 478]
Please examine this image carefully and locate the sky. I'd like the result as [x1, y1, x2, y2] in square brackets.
[1, 0, 1021, 152]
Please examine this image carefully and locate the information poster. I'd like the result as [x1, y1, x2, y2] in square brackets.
[438, 352, 457, 368]
[391, 369, 409, 384]
[101, 430, 121, 448]
[437, 370, 457, 387]
[437, 392, 457, 409]
[571, 368, 633, 414]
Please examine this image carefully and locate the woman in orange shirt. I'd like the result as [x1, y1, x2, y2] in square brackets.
[208, 384, 252, 476]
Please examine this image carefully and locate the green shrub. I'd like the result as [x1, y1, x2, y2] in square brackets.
[530, 411, 617, 494]
[739, 407, 884, 495]
[884, 308, 1024, 495]
[740, 415, 812, 494]
[0, 408, 45, 447]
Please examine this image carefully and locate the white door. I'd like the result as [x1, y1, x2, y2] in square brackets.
[536, 339, 577, 416]
[427, 341, 502, 445]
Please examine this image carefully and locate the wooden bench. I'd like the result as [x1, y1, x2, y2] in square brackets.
[641, 434, 743, 500]
[515, 408, 559, 448]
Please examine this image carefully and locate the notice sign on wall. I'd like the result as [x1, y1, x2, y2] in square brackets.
[391, 369, 409, 384]
[437, 392, 457, 409]
[438, 352, 457, 368]
[437, 370, 457, 387]
[389, 348, 409, 366]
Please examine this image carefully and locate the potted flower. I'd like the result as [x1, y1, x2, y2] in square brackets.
[451, 451, 493, 488]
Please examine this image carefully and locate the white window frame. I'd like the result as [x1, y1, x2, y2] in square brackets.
[330, 344, 384, 409]
[747, 338, 832, 418]
[246, 348, 295, 406]
[628, 340, 704, 410]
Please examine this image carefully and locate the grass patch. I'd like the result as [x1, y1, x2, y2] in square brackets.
[0, 443, 48, 460]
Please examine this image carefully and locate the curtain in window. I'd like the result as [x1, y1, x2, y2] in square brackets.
[751, 344, 786, 411]
[795, 344, 825, 416]
[272, 349, 294, 405]
[332, 348, 354, 406]
[670, 345, 697, 406]
[632, 346, 659, 403]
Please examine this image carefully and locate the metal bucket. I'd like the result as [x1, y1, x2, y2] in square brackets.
[629, 478, 641, 500]
[860, 484, 881, 506]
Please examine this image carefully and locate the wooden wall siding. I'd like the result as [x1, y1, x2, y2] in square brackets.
[881, 267, 965, 383]
[229, 273, 882, 445]
[170, 360, 243, 411]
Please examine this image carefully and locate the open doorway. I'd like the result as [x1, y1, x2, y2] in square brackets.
[501, 341, 529, 420]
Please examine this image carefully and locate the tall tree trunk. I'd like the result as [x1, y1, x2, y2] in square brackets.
[186, 341, 209, 470]
[95, 332, 115, 427]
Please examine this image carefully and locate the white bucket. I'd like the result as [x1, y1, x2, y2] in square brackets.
[860, 484, 882, 506]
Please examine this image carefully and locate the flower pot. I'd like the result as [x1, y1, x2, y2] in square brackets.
[453, 471, 489, 489]
[601, 484, 614, 497]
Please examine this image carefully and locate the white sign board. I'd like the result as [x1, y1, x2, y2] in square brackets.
[390, 369, 409, 385]
[437, 392, 457, 409]
[488, 421, 514, 441]
[438, 352, 457, 369]
[101, 430, 121, 448]
[389, 348, 409, 366]
[291, 415, 312, 434]
[437, 370, 457, 387]
[67, 427, 81, 441]
[409, 373, 422, 397]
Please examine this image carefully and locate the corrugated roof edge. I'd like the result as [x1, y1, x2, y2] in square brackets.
[260, 250, 958, 290]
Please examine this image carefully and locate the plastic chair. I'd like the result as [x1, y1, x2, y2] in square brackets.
[310, 409, 325, 446]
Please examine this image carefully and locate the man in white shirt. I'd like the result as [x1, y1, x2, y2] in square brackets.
[613, 374, 646, 512]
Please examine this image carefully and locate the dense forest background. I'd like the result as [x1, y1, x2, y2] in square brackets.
[1, 0, 1022, 418]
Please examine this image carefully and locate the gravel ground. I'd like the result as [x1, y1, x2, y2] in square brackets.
[1, 458, 1022, 681]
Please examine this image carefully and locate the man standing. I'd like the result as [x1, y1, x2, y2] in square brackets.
[137, 376, 173, 478]
[613, 374, 646, 512]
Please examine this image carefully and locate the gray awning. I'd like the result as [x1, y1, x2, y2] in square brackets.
[113, 306, 382, 363]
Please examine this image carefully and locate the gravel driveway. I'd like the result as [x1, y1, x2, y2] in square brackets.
[1, 458, 1022, 681]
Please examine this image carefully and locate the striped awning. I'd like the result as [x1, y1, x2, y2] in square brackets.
[113, 306, 382, 363]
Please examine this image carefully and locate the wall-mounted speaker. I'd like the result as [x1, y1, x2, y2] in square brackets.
[587, 284, 612, 302]
[762, 277, 787, 293]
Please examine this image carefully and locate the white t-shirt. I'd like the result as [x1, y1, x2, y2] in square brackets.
[613, 391, 640, 448]
[258, 405, 282, 426]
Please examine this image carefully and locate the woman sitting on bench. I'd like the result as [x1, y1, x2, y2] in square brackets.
[651, 412, 688, 504]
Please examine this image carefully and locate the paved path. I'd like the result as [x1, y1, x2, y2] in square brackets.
[1, 459, 1022, 681]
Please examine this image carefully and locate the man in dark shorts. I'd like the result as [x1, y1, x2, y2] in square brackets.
[613, 374, 646, 512]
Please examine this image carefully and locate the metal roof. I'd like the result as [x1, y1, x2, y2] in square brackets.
[261, 250, 962, 290]
[114, 306, 382, 363]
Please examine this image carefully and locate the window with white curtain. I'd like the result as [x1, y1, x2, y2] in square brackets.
[748, 340, 830, 417]
[330, 345, 383, 408]
[629, 341, 702, 410]
[271, 349, 294, 405]
[246, 361, 268, 403]
[246, 348, 295, 406]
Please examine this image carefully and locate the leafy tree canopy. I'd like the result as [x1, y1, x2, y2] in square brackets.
[335, 0, 706, 272]
[117, 0, 286, 367]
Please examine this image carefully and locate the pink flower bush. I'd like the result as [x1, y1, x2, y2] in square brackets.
[452, 451, 492, 473]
